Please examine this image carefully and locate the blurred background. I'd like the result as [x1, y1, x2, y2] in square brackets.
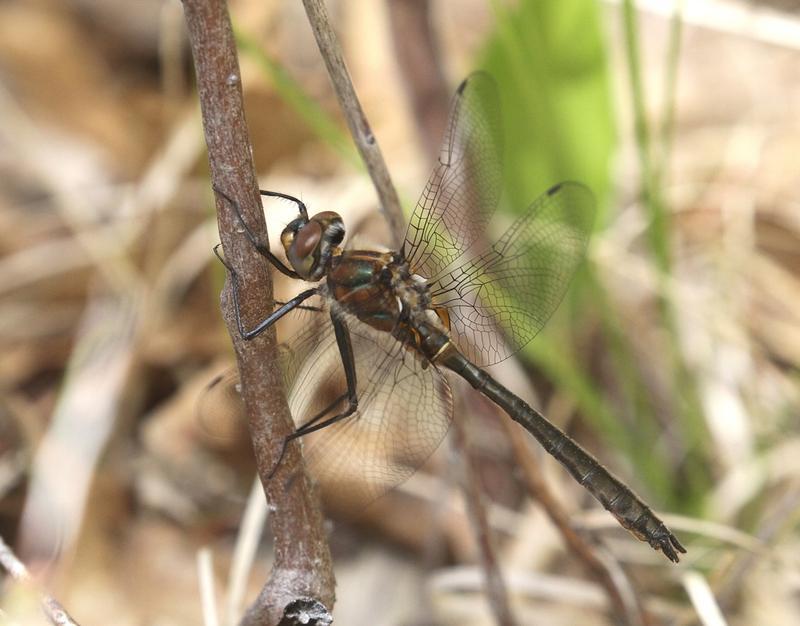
[1, 0, 799, 624]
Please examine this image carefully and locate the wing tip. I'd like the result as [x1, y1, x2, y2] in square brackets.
[546, 180, 594, 200]
[546, 182, 563, 196]
[459, 70, 497, 94]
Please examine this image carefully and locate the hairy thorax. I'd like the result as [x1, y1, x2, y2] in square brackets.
[325, 250, 452, 362]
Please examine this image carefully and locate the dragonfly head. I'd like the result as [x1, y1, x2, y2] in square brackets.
[281, 211, 345, 280]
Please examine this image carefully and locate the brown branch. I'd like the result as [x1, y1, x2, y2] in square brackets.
[386, 0, 450, 158]
[0, 534, 81, 626]
[451, 415, 518, 626]
[716, 480, 800, 612]
[301, 0, 406, 247]
[181, 1, 334, 624]
[504, 419, 651, 626]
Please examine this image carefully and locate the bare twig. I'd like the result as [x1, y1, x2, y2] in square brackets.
[0, 534, 81, 626]
[225, 478, 269, 626]
[451, 416, 518, 626]
[197, 548, 221, 626]
[301, 0, 406, 247]
[504, 419, 651, 626]
[386, 0, 450, 158]
[181, 1, 334, 624]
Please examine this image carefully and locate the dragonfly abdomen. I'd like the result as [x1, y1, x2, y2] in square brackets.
[438, 348, 686, 563]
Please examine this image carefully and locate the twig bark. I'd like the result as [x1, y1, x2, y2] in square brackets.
[386, 0, 450, 158]
[451, 416, 518, 626]
[504, 419, 651, 626]
[181, 2, 334, 624]
[301, 0, 406, 248]
[0, 534, 81, 626]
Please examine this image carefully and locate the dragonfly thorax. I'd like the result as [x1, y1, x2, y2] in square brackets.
[325, 250, 436, 337]
[390, 261, 432, 316]
[281, 211, 345, 281]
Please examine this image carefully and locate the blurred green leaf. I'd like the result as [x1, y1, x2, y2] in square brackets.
[477, 1, 708, 511]
[478, 1, 700, 506]
[481, 0, 615, 221]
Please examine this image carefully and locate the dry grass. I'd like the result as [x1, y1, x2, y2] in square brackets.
[0, 1, 799, 625]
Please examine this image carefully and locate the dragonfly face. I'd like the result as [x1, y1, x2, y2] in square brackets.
[280, 211, 345, 281]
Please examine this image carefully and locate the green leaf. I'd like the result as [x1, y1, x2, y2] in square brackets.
[480, 0, 615, 222]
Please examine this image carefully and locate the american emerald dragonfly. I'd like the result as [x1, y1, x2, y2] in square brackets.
[209, 73, 685, 563]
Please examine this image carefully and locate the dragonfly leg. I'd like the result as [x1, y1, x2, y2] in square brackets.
[212, 186, 301, 279]
[292, 309, 360, 430]
[260, 189, 309, 221]
[274, 300, 323, 313]
[213, 244, 318, 339]
[268, 394, 360, 479]
[237, 287, 318, 340]
[294, 393, 349, 432]
[269, 313, 360, 478]
[267, 394, 355, 480]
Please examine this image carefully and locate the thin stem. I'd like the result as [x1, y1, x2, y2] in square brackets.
[301, 0, 407, 247]
[0, 534, 81, 626]
[197, 548, 221, 626]
[622, 0, 670, 271]
[451, 416, 518, 626]
[621, 0, 709, 501]
[503, 420, 651, 626]
[657, 0, 684, 190]
[181, 1, 334, 624]
[386, 0, 450, 159]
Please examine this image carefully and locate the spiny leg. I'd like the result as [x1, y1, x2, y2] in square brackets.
[269, 312, 359, 477]
[260, 189, 309, 221]
[212, 244, 318, 340]
[213, 186, 300, 279]
[274, 300, 323, 313]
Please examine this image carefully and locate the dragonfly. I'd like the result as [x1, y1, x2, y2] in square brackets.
[209, 73, 685, 563]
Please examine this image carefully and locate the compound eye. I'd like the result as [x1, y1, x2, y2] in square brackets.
[280, 217, 305, 251]
[293, 221, 322, 260]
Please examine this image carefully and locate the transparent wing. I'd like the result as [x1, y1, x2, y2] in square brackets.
[197, 366, 245, 442]
[200, 303, 454, 511]
[283, 309, 453, 510]
[403, 72, 503, 280]
[428, 182, 595, 366]
[196, 299, 327, 440]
